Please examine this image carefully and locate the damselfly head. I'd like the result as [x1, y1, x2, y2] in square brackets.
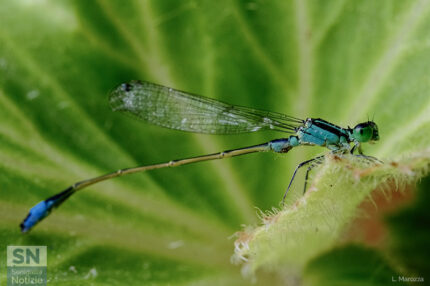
[352, 121, 379, 143]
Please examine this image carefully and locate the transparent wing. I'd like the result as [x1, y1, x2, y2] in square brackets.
[109, 80, 304, 134]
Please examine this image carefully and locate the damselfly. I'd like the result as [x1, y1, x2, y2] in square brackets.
[20, 80, 380, 233]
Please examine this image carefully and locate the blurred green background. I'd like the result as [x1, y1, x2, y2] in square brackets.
[0, 0, 429, 285]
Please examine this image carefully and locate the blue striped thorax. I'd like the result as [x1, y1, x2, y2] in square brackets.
[297, 118, 350, 148]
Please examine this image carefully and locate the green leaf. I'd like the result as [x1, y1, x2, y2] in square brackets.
[232, 152, 429, 277]
[0, 0, 429, 285]
[385, 175, 430, 276]
[302, 245, 407, 286]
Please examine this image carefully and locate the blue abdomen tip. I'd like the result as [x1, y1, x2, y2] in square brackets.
[20, 187, 75, 233]
[20, 201, 51, 233]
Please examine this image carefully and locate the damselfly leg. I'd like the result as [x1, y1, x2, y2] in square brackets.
[303, 156, 326, 195]
[282, 156, 325, 205]
[282, 151, 383, 205]
[354, 154, 384, 164]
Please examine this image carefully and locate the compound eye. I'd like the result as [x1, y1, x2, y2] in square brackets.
[353, 125, 373, 142]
